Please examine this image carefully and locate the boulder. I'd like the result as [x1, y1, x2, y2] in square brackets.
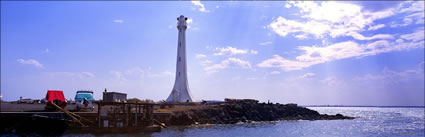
[167, 101, 354, 126]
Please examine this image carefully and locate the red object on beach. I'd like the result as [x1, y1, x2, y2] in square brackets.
[45, 90, 67, 108]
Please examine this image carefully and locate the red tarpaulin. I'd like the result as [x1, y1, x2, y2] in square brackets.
[45, 90, 67, 108]
[46, 90, 66, 102]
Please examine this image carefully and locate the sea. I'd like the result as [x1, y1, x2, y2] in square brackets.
[7, 107, 425, 137]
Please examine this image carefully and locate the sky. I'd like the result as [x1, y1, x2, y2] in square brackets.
[1, 1, 424, 106]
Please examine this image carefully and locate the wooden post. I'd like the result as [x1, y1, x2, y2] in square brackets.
[98, 103, 101, 127]
[143, 105, 146, 119]
[126, 104, 129, 127]
[135, 104, 138, 126]
[149, 105, 153, 125]
[138, 105, 142, 126]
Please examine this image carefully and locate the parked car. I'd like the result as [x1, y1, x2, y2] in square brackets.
[45, 90, 67, 111]
[40, 98, 47, 104]
[18, 98, 34, 104]
[75, 90, 95, 111]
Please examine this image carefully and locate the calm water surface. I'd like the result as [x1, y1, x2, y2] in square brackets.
[62, 107, 425, 137]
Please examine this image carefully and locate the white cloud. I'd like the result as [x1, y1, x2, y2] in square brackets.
[390, 19, 411, 27]
[257, 54, 313, 71]
[396, 39, 404, 43]
[391, 1, 423, 28]
[270, 71, 281, 75]
[400, 29, 425, 42]
[295, 34, 309, 39]
[204, 58, 251, 74]
[368, 24, 385, 31]
[399, 1, 425, 13]
[347, 32, 394, 40]
[113, 19, 124, 23]
[272, 1, 424, 41]
[186, 18, 193, 24]
[44, 48, 50, 53]
[259, 41, 272, 46]
[294, 1, 363, 23]
[257, 36, 424, 71]
[195, 54, 207, 59]
[80, 72, 95, 78]
[391, 12, 424, 27]
[200, 60, 212, 66]
[295, 41, 364, 64]
[185, 18, 194, 29]
[300, 73, 316, 78]
[408, 12, 424, 25]
[321, 39, 328, 46]
[269, 1, 396, 39]
[204, 64, 226, 74]
[192, 0, 209, 13]
[321, 76, 343, 87]
[47, 72, 95, 79]
[214, 46, 258, 56]
[353, 63, 424, 84]
[285, 3, 292, 8]
[268, 17, 330, 38]
[17, 59, 43, 68]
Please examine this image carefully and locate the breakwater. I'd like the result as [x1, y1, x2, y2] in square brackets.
[164, 101, 353, 125]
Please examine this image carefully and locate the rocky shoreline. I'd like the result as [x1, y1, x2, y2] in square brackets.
[166, 101, 354, 126]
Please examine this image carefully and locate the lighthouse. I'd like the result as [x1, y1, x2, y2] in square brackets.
[166, 15, 195, 102]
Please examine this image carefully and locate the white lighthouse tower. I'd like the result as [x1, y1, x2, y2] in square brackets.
[166, 15, 195, 102]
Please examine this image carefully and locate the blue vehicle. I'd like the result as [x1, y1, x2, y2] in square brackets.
[75, 90, 95, 111]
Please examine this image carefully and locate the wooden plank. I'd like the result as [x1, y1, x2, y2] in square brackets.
[50, 101, 87, 127]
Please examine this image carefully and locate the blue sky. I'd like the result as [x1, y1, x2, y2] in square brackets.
[1, 1, 424, 106]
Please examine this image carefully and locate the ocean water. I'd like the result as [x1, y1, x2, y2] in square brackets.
[56, 107, 425, 137]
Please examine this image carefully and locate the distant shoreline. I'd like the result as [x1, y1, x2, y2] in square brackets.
[303, 105, 425, 108]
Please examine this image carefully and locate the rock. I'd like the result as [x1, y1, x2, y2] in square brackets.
[167, 101, 354, 126]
